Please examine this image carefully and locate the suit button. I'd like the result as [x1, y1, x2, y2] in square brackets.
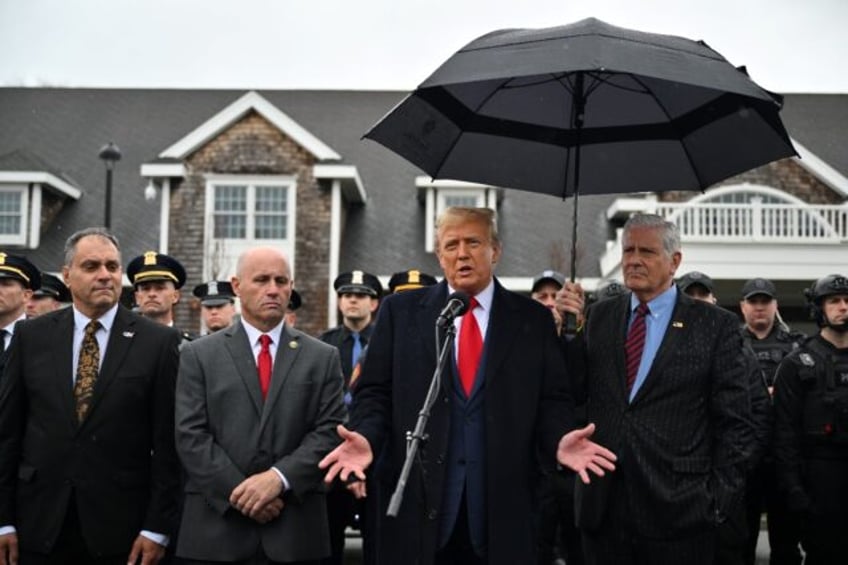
[427, 509, 438, 520]
[436, 454, 444, 464]
[458, 458, 465, 466]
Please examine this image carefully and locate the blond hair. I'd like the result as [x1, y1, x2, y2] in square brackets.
[435, 207, 499, 250]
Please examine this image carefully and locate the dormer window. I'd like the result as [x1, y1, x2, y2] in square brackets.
[417, 177, 499, 252]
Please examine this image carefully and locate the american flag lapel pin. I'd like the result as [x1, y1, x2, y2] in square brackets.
[123, 331, 135, 338]
[672, 321, 684, 328]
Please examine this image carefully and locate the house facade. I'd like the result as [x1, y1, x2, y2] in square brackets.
[1, 88, 845, 336]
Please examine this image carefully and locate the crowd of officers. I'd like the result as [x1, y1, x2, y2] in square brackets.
[0, 243, 845, 565]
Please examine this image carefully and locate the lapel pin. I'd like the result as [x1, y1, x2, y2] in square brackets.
[289, 340, 298, 349]
[672, 321, 684, 328]
[123, 331, 135, 338]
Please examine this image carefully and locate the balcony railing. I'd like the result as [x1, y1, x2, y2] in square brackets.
[655, 200, 848, 243]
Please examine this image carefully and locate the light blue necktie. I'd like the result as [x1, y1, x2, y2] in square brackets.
[351, 332, 362, 368]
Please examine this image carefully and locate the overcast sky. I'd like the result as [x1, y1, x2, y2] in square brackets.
[1, 0, 846, 93]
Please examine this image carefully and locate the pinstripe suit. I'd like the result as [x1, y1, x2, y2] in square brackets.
[572, 290, 751, 564]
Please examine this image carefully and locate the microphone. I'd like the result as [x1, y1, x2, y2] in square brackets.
[436, 292, 471, 328]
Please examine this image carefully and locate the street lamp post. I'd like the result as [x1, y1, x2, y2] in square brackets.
[98, 141, 122, 230]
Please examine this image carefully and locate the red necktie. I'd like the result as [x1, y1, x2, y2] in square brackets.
[458, 297, 483, 396]
[625, 302, 650, 395]
[258, 334, 272, 399]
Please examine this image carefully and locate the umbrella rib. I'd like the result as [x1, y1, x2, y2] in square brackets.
[428, 77, 515, 181]
[417, 87, 757, 150]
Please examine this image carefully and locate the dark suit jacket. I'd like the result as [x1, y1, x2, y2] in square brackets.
[351, 279, 573, 565]
[573, 290, 751, 538]
[0, 305, 181, 556]
[174, 321, 346, 562]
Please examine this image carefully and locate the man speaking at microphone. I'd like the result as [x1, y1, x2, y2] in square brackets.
[320, 206, 616, 565]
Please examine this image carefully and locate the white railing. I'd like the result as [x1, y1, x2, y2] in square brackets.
[654, 200, 848, 243]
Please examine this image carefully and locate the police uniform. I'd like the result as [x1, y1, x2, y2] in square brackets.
[739, 277, 805, 565]
[773, 334, 848, 563]
[192, 280, 235, 307]
[0, 252, 41, 365]
[678, 270, 716, 297]
[740, 278, 806, 388]
[319, 270, 383, 386]
[32, 272, 71, 303]
[127, 251, 194, 344]
[288, 288, 302, 311]
[318, 270, 383, 565]
[193, 280, 237, 334]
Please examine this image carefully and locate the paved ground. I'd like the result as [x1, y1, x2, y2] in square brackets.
[342, 529, 779, 564]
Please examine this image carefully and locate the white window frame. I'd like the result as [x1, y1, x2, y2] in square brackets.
[204, 175, 296, 279]
[0, 184, 31, 246]
[417, 178, 497, 252]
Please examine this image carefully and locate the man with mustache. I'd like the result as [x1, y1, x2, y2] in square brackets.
[0, 227, 182, 564]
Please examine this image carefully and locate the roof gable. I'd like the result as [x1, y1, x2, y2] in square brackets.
[158, 90, 341, 162]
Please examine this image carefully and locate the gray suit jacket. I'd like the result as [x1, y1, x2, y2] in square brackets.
[174, 321, 346, 562]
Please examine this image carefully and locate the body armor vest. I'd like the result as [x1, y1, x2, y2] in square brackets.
[794, 336, 848, 453]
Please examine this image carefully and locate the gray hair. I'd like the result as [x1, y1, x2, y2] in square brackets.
[63, 227, 121, 266]
[623, 214, 680, 257]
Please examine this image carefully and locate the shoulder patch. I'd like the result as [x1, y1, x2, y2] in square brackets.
[799, 352, 815, 367]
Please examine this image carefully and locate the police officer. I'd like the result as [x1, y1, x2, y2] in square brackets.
[127, 251, 194, 344]
[531, 270, 566, 337]
[773, 274, 848, 564]
[26, 272, 70, 317]
[531, 268, 584, 565]
[358, 269, 437, 565]
[285, 288, 302, 328]
[589, 278, 627, 304]
[0, 253, 40, 358]
[192, 280, 237, 334]
[678, 271, 717, 304]
[319, 269, 383, 565]
[678, 271, 770, 565]
[739, 277, 805, 565]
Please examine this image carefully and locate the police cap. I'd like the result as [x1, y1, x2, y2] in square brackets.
[33, 272, 70, 302]
[531, 270, 566, 293]
[741, 278, 776, 300]
[334, 270, 382, 298]
[594, 279, 627, 303]
[127, 251, 187, 289]
[0, 252, 41, 290]
[678, 271, 715, 294]
[192, 280, 235, 306]
[388, 269, 438, 294]
[288, 289, 302, 311]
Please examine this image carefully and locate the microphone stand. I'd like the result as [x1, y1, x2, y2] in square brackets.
[387, 321, 455, 517]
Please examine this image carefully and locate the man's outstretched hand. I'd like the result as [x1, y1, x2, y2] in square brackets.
[557, 423, 617, 484]
[318, 424, 374, 485]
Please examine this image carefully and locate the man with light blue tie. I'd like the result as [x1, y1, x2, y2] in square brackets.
[563, 214, 753, 565]
[318, 270, 382, 565]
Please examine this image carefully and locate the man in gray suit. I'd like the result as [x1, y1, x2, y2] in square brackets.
[563, 214, 752, 565]
[175, 246, 346, 565]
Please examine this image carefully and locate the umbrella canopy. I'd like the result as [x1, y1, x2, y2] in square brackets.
[365, 17, 795, 200]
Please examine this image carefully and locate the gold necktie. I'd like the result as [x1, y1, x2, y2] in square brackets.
[73, 320, 101, 423]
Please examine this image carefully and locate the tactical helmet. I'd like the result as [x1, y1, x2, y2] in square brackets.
[804, 274, 848, 329]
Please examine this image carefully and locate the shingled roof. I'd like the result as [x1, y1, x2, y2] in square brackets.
[0, 88, 844, 279]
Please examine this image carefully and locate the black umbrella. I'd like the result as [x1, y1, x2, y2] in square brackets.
[364, 17, 796, 280]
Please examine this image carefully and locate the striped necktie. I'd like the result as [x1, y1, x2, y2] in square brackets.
[625, 302, 649, 396]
